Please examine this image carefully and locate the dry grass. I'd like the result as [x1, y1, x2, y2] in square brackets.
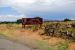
[0, 23, 75, 50]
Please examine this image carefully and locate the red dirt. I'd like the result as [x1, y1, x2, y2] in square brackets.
[69, 43, 75, 50]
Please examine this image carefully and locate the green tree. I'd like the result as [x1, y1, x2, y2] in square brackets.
[34, 16, 41, 18]
[64, 18, 71, 21]
[17, 19, 22, 24]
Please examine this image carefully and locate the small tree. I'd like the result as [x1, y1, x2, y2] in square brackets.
[17, 19, 22, 24]
[64, 18, 71, 21]
[34, 16, 41, 18]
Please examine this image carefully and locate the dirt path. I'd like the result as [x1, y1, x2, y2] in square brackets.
[0, 36, 34, 50]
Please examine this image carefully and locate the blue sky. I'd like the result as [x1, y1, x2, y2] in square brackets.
[0, 0, 75, 21]
[0, 7, 21, 15]
[0, 7, 25, 21]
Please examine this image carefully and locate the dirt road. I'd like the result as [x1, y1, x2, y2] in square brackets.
[0, 36, 33, 50]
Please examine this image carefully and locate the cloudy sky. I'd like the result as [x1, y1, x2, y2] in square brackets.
[0, 0, 75, 21]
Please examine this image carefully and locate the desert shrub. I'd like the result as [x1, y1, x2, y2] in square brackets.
[43, 22, 75, 40]
[43, 23, 57, 36]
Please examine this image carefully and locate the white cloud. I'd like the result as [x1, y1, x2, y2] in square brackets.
[0, 0, 75, 12]
[0, 0, 75, 19]
[0, 15, 26, 21]
[0, 15, 26, 18]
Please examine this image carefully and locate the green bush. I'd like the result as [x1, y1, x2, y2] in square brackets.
[57, 42, 68, 50]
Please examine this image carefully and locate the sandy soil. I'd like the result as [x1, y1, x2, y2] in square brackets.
[13, 29, 75, 50]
